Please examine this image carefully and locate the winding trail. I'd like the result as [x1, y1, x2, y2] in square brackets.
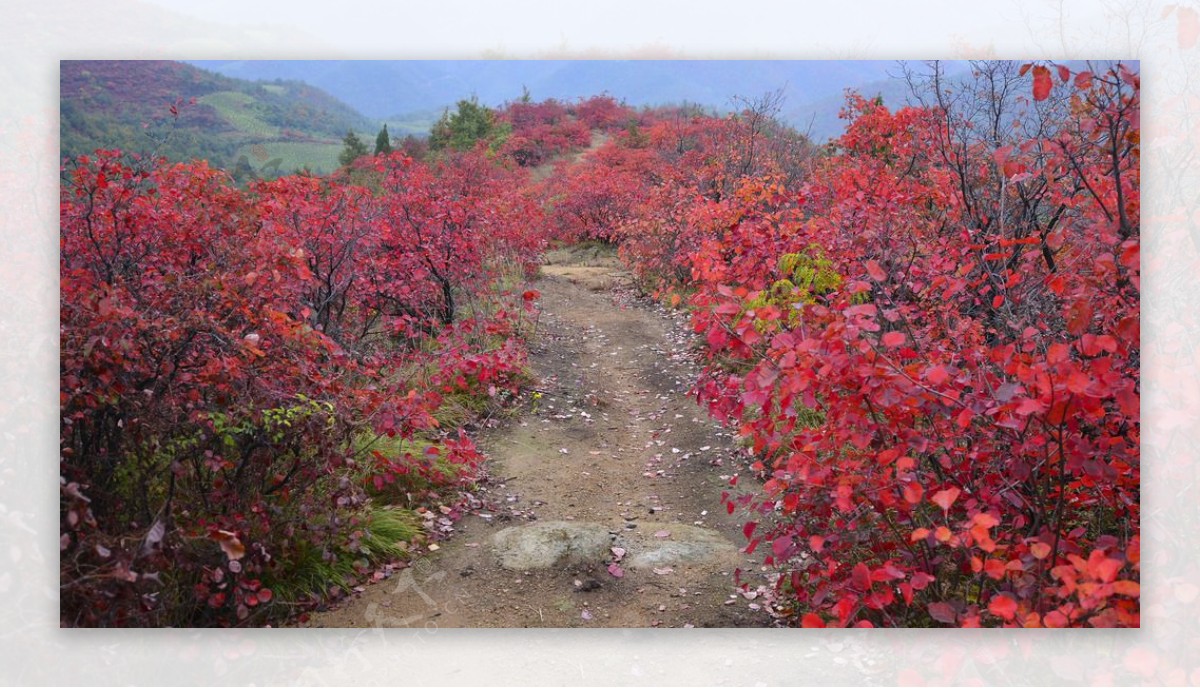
[305, 254, 770, 628]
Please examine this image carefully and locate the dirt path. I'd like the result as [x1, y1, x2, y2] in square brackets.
[304, 255, 770, 628]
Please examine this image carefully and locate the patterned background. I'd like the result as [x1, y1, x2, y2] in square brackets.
[0, 1, 1186, 684]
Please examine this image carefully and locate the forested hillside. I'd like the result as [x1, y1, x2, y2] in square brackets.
[61, 60, 375, 176]
[60, 61, 1139, 630]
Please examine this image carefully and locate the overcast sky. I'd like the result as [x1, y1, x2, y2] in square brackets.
[137, 0, 1138, 58]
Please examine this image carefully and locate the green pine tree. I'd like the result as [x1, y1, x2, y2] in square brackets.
[374, 124, 392, 155]
[339, 130, 368, 167]
[429, 97, 508, 152]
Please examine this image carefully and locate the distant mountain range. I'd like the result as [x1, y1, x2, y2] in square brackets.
[187, 60, 933, 141]
[63, 60, 986, 176]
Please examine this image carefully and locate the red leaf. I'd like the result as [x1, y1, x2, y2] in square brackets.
[1015, 396, 1046, 416]
[1044, 610, 1070, 628]
[928, 602, 958, 624]
[801, 613, 826, 628]
[972, 512, 999, 528]
[743, 521, 757, 540]
[773, 537, 792, 559]
[1066, 299, 1094, 335]
[911, 571, 935, 590]
[988, 593, 1018, 621]
[782, 492, 800, 513]
[1113, 580, 1140, 597]
[1032, 65, 1053, 101]
[983, 558, 1006, 580]
[925, 365, 950, 385]
[955, 407, 974, 429]
[851, 562, 872, 591]
[1066, 370, 1091, 395]
[835, 482, 853, 512]
[931, 487, 961, 512]
[903, 482, 924, 505]
[1120, 242, 1140, 270]
[882, 331, 905, 348]
[607, 563, 624, 578]
[1088, 552, 1123, 583]
[1056, 64, 1071, 83]
[866, 260, 887, 281]
[706, 326, 729, 350]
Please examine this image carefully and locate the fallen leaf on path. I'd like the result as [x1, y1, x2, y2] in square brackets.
[211, 530, 245, 561]
[611, 546, 626, 561]
[653, 567, 674, 575]
[607, 563, 624, 578]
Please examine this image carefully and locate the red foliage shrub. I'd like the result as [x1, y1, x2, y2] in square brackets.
[60, 147, 542, 626]
[607, 63, 1141, 627]
[497, 98, 592, 167]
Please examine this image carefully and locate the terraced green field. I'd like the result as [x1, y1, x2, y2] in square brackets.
[382, 113, 440, 137]
[235, 140, 343, 175]
[199, 91, 281, 138]
[201, 89, 351, 174]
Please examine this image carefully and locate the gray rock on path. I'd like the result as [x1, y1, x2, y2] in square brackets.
[491, 520, 740, 571]
[491, 521, 613, 570]
[623, 524, 740, 569]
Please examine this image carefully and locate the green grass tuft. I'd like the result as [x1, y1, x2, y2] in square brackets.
[361, 506, 421, 559]
[267, 506, 420, 606]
